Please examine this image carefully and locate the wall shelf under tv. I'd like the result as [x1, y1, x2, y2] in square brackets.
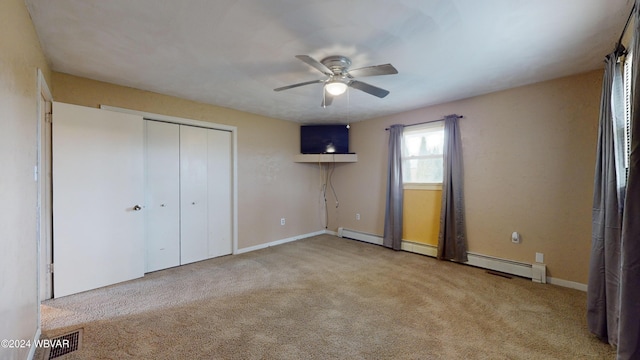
[294, 154, 358, 163]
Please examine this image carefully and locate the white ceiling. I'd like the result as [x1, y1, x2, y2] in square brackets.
[26, 0, 633, 124]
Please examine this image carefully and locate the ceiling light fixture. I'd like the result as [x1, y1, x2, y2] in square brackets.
[325, 81, 348, 96]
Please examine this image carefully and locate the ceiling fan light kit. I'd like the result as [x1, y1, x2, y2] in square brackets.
[274, 54, 398, 107]
[325, 81, 348, 96]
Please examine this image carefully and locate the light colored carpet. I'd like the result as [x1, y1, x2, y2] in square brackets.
[39, 235, 614, 359]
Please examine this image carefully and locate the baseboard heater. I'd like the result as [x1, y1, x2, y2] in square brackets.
[337, 227, 546, 284]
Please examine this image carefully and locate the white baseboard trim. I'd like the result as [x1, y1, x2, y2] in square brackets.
[336, 227, 589, 291]
[28, 328, 41, 360]
[235, 228, 589, 292]
[337, 227, 384, 245]
[401, 241, 437, 257]
[401, 242, 536, 279]
[235, 230, 327, 254]
[466, 251, 534, 279]
[547, 277, 588, 292]
[337, 227, 536, 279]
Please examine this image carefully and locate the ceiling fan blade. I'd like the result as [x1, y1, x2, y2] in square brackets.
[274, 79, 324, 92]
[349, 80, 390, 98]
[295, 55, 333, 75]
[348, 64, 398, 78]
[321, 88, 334, 107]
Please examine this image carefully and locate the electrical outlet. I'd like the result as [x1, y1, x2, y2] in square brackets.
[356, 213, 361, 221]
[280, 218, 285, 226]
[535, 252, 544, 263]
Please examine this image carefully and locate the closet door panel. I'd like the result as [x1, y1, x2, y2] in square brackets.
[145, 121, 180, 272]
[180, 125, 209, 264]
[207, 129, 233, 258]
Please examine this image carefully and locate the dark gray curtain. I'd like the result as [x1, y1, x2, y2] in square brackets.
[437, 114, 467, 262]
[587, 52, 623, 347]
[383, 124, 404, 250]
[618, 2, 640, 357]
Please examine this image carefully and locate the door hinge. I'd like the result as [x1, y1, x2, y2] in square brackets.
[45, 112, 52, 124]
[48, 263, 54, 274]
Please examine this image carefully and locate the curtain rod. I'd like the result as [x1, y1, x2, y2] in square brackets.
[615, 3, 636, 54]
[384, 115, 463, 131]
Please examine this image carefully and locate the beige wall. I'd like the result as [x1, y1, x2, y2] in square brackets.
[50, 62, 602, 285]
[334, 70, 602, 284]
[0, 0, 51, 358]
[51, 73, 324, 250]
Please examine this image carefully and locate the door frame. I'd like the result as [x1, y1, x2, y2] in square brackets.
[100, 105, 239, 255]
[36, 69, 53, 325]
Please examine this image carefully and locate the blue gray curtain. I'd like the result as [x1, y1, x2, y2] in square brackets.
[588, 1, 640, 357]
[618, 1, 640, 357]
[437, 114, 467, 262]
[587, 52, 624, 348]
[383, 124, 404, 250]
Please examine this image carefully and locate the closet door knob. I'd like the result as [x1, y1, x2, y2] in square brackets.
[160, 204, 166, 207]
[133, 205, 142, 211]
[191, 201, 196, 205]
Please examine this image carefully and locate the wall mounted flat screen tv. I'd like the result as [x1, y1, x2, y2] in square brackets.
[300, 125, 350, 154]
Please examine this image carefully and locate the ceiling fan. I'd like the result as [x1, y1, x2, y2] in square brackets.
[274, 55, 398, 107]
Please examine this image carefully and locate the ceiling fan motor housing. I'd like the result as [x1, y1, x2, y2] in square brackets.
[321, 55, 352, 75]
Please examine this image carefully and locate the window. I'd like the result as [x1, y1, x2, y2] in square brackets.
[401, 122, 444, 184]
[623, 50, 633, 179]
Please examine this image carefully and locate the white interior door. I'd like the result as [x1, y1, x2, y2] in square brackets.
[207, 129, 233, 258]
[145, 121, 180, 272]
[180, 125, 209, 265]
[52, 102, 145, 297]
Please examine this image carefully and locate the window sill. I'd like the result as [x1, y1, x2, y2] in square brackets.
[403, 183, 442, 191]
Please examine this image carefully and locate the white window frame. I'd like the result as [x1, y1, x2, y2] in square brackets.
[401, 121, 445, 189]
[623, 50, 633, 179]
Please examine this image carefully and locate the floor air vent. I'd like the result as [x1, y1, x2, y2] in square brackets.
[44, 328, 83, 359]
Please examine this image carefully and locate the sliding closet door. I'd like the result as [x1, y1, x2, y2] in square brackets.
[145, 121, 180, 272]
[52, 102, 145, 297]
[149, 123, 232, 268]
[207, 129, 233, 258]
[180, 126, 209, 264]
